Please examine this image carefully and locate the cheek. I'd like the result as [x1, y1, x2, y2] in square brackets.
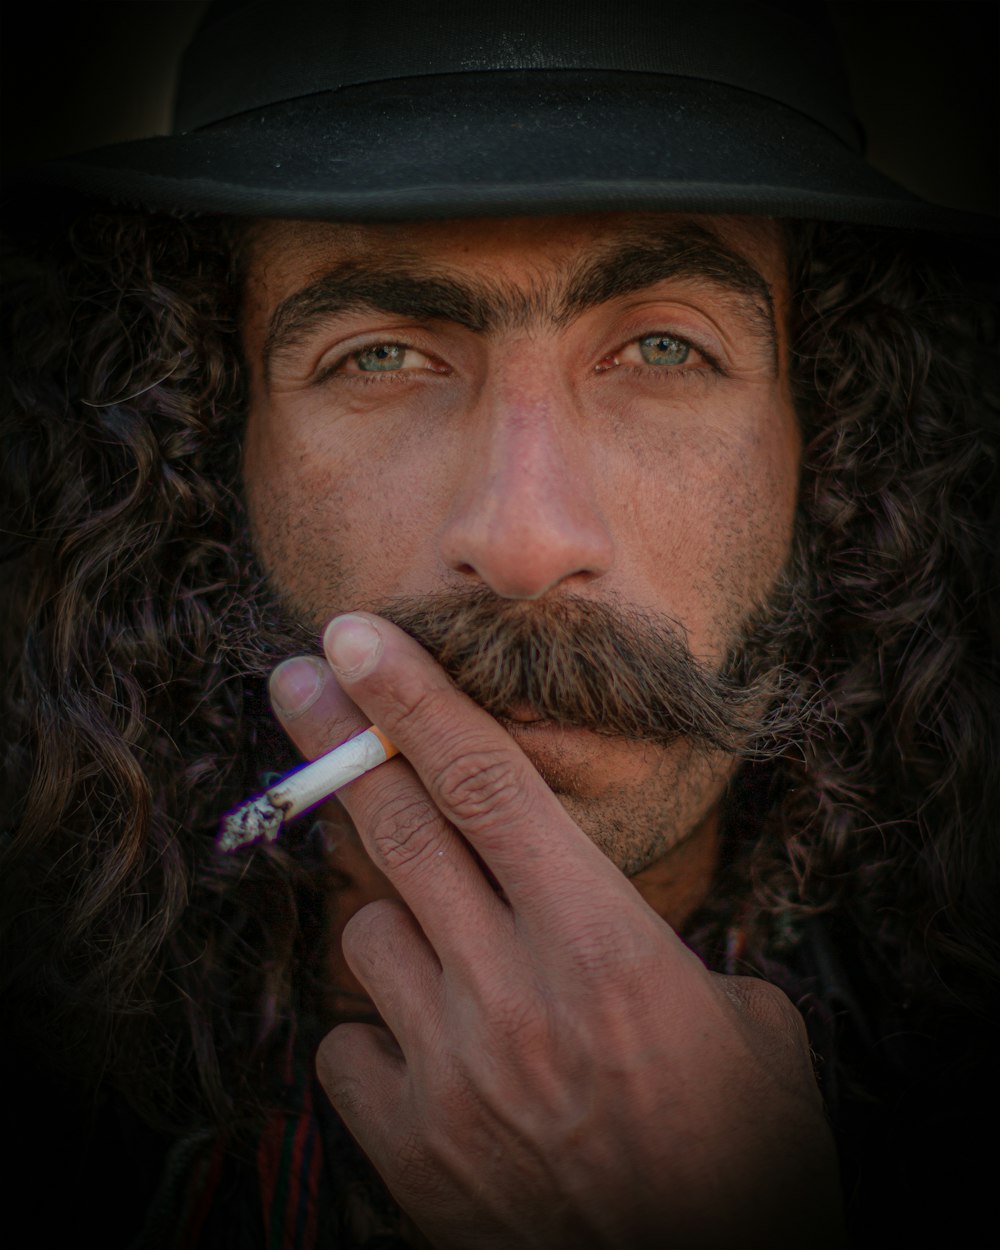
[623, 391, 799, 647]
[242, 397, 452, 619]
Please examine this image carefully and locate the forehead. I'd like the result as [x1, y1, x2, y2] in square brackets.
[242, 212, 788, 306]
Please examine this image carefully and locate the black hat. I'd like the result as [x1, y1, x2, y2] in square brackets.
[18, 0, 998, 238]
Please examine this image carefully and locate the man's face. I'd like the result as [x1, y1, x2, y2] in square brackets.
[241, 212, 799, 883]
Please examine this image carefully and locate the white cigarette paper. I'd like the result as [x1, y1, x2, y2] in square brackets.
[218, 727, 396, 852]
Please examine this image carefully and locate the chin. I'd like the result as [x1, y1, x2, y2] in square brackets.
[503, 724, 735, 879]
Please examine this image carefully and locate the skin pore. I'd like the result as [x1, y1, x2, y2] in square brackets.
[241, 211, 800, 940]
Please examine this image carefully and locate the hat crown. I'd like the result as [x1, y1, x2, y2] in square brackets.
[177, 0, 861, 150]
[33, 0, 991, 239]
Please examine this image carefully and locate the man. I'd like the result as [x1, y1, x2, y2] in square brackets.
[2, 3, 997, 1247]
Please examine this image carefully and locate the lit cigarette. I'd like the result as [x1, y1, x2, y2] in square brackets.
[218, 726, 397, 852]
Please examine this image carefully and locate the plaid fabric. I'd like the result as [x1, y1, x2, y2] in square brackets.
[258, 1054, 324, 1250]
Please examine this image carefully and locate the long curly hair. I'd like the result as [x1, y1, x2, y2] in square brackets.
[1, 204, 997, 1134]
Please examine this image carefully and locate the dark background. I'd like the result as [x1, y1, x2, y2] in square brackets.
[1, 1, 998, 216]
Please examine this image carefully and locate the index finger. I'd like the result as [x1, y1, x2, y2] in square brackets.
[323, 613, 632, 917]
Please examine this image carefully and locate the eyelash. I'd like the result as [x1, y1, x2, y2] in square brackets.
[314, 345, 438, 386]
[315, 332, 719, 385]
[597, 334, 721, 379]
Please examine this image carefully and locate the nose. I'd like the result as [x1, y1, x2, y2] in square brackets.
[439, 364, 614, 599]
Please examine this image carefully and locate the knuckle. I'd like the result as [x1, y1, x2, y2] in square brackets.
[432, 743, 530, 830]
[725, 974, 810, 1047]
[316, 1023, 402, 1118]
[367, 790, 449, 875]
[750, 976, 801, 1024]
[315, 1027, 365, 1108]
[377, 679, 452, 743]
[322, 1074, 365, 1121]
[313, 709, 360, 753]
[340, 897, 408, 962]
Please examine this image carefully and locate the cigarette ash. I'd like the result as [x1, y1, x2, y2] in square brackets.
[217, 792, 287, 853]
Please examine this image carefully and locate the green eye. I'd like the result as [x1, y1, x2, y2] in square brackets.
[639, 335, 690, 366]
[356, 343, 406, 372]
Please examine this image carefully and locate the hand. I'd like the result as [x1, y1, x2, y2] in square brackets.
[270, 613, 846, 1249]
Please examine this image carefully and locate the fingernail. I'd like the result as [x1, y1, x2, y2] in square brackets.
[323, 614, 382, 679]
[269, 655, 327, 719]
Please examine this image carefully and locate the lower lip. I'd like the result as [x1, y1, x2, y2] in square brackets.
[499, 704, 546, 724]
[495, 717, 674, 801]
[495, 717, 615, 797]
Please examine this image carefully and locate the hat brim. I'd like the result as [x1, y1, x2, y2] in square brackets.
[19, 72, 999, 238]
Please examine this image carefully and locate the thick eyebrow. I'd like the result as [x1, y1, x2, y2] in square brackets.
[562, 225, 777, 368]
[262, 224, 778, 379]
